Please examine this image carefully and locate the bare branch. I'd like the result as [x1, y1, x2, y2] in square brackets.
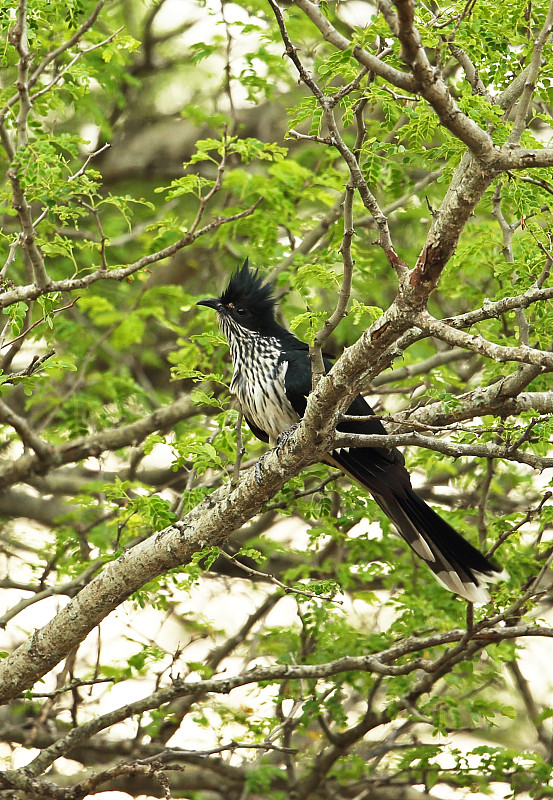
[219, 551, 342, 604]
[67, 143, 111, 182]
[416, 310, 553, 370]
[333, 430, 553, 470]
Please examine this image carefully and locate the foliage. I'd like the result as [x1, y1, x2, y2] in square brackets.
[0, 0, 552, 799]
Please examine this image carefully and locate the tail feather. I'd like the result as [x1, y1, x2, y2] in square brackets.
[376, 490, 501, 603]
[329, 447, 504, 603]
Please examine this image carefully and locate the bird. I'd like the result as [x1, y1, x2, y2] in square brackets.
[197, 259, 503, 603]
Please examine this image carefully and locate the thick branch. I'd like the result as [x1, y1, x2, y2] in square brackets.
[407, 155, 498, 298]
[495, 146, 553, 170]
[401, 389, 553, 429]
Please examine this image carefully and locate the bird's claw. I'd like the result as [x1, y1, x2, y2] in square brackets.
[275, 423, 300, 455]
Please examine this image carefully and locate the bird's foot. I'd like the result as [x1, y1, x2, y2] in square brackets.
[275, 423, 300, 455]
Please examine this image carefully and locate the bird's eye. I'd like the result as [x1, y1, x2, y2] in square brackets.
[235, 306, 249, 317]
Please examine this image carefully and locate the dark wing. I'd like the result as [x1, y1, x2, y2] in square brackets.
[244, 416, 270, 444]
[281, 346, 312, 417]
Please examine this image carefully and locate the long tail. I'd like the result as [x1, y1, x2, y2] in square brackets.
[374, 488, 501, 602]
[329, 447, 503, 603]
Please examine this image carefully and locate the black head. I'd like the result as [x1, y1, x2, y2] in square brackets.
[197, 259, 277, 332]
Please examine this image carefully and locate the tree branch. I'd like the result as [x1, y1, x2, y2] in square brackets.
[5, 622, 552, 777]
[392, 0, 496, 160]
[0, 394, 208, 490]
[333, 429, 553, 470]
[294, 0, 416, 93]
[0, 198, 264, 311]
[416, 310, 553, 370]
[507, 0, 553, 144]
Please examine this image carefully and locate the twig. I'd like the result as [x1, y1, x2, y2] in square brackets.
[310, 182, 355, 385]
[1, 348, 56, 384]
[487, 492, 553, 557]
[221, 0, 238, 132]
[512, 172, 553, 198]
[77, 199, 109, 269]
[187, 124, 231, 237]
[369, 347, 469, 387]
[264, 474, 340, 511]
[476, 459, 494, 547]
[67, 143, 111, 182]
[269, 0, 403, 274]
[0, 563, 101, 628]
[8, 619, 553, 782]
[28, 1, 105, 89]
[492, 182, 531, 346]
[0, 233, 23, 281]
[267, 193, 345, 282]
[219, 551, 342, 605]
[0, 196, 264, 312]
[28, 677, 115, 698]
[0, 295, 80, 349]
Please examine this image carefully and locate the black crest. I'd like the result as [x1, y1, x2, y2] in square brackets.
[220, 259, 275, 315]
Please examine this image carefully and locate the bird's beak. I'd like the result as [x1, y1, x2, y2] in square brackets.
[196, 298, 221, 311]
